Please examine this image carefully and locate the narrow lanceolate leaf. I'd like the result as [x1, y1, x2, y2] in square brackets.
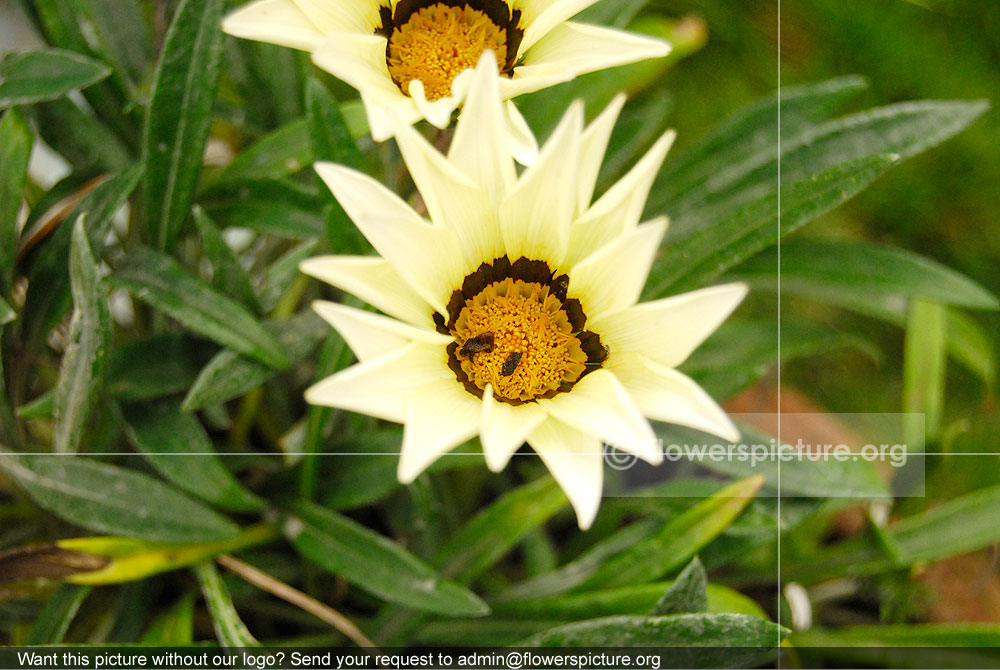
[306, 78, 364, 169]
[732, 241, 1000, 311]
[59, 525, 278, 585]
[25, 584, 91, 644]
[0, 452, 240, 542]
[434, 476, 569, 584]
[494, 581, 766, 620]
[111, 246, 288, 369]
[286, 500, 489, 616]
[193, 207, 260, 313]
[903, 299, 947, 445]
[0, 109, 33, 292]
[194, 562, 259, 648]
[181, 311, 326, 411]
[21, 163, 143, 349]
[521, 613, 788, 655]
[122, 401, 265, 512]
[784, 484, 1000, 583]
[653, 75, 869, 212]
[576, 476, 764, 591]
[0, 49, 111, 109]
[53, 219, 112, 453]
[651, 557, 708, 615]
[140, 593, 196, 644]
[658, 98, 989, 233]
[143, 0, 225, 250]
[646, 154, 898, 297]
[217, 119, 313, 183]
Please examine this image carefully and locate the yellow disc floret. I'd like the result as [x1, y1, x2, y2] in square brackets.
[454, 278, 588, 403]
[387, 4, 508, 101]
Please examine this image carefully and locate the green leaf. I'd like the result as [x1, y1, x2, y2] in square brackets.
[494, 580, 765, 621]
[653, 75, 869, 214]
[111, 246, 289, 369]
[194, 562, 259, 648]
[21, 163, 142, 349]
[286, 500, 489, 616]
[259, 240, 318, 313]
[682, 319, 876, 402]
[0, 452, 240, 542]
[0, 49, 111, 109]
[521, 613, 787, 656]
[197, 179, 327, 240]
[306, 78, 363, 169]
[0, 108, 33, 293]
[646, 155, 898, 297]
[25, 583, 91, 644]
[53, 219, 112, 453]
[575, 476, 764, 591]
[651, 557, 708, 615]
[121, 401, 265, 512]
[733, 240, 999, 311]
[29, 97, 131, 172]
[785, 484, 1000, 583]
[663, 423, 890, 500]
[434, 476, 569, 584]
[217, 119, 312, 183]
[795, 623, 1000, 647]
[59, 525, 277, 584]
[181, 310, 326, 411]
[140, 593, 195, 644]
[107, 334, 211, 402]
[17, 390, 55, 420]
[498, 519, 661, 601]
[143, 0, 225, 250]
[903, 299, 947, 444]
[193, 207, 260, 313]
[658, 98, 988, 236]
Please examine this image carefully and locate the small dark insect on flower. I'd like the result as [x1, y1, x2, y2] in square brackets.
[501, 351, 524, 377]
[460, 332, 495, 360]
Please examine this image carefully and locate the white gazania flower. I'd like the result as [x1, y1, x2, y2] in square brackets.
[222, 0, 670, 161]
[301, 56, 745, 529]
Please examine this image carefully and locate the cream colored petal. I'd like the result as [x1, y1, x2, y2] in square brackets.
[364, 94, 422, 142]
[589, 283, 749, 368]
[390, 104, 502, 268]
[311, 301, 451, 363]
[505, 101, 540, 166]
[500, 101, 583, 266]
[314, 162, 464, 313]
[517, 0, 602, 54]
[542, 369, 660, 464]
[300, 255, 434, 328]
[305, 342, 450, 423]
[497, 68, 575, 99]
[399, 379, 482, 483]
[520, 21, 671, 76]
[527, 417, 604, 530]
[407, 80, 461, 130]
[566, 129, 675, 266]
[222, 0, 324, 51]
[480, 385, 547, 472]
[291, 0, 381, 34]
[449, 54, 517, 206]
[576, 94, 626, 216]
[311, 34, 401, 99]
[611, 353, 740, 442]
[569, 218, 667, 319]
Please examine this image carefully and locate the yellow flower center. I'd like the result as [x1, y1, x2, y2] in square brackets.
[386, 3, 508, 101]
[453, 278, 588, 403]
